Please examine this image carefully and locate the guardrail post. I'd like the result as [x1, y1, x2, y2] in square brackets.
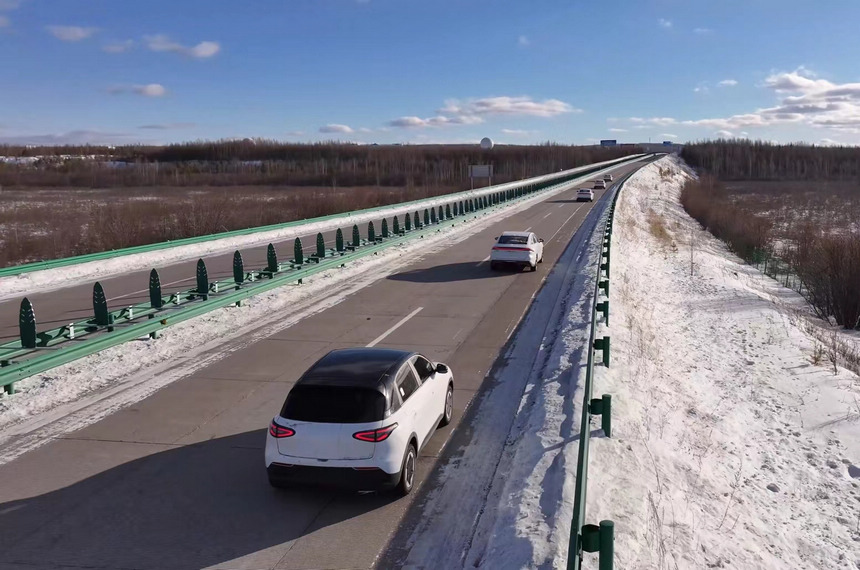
[438, 205, 444, 221]
[600, 521, 614, 569]
[335, 228, 345, 252]
[233, 251, 245, 285]
[352, 224, 361, 248]
[596, 300, 609, 325]
[599, 279, 609, 297]
[459, 201, 464, 216]
[368, 221, 376, 243]
[593, 336, 611, 367]
[446, 204, 452, 219]
[293, 238, 303, 266]
[413, 211, 421, 229]
[93, 282, 110, 328]
[589, 394, 612, 437]
[381, 218, 389, 239]
[405, 213, 412, 232]
[19, 297, 37, 349]
[196, 259, 209, 300]
[430, 207, 437, 224]
[149, 269, 163, 309]
[268, 243, 279, 273]
[316, 233, 326, 258]
[600, 259, 610, 279]
[393, 215, 401, 235]
[424, 208, 430, 226]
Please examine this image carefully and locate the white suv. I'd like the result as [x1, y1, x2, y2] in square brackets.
[266, 348, 454, 496]
[603, 174, 613, 182]
[593, 179, 607, 190]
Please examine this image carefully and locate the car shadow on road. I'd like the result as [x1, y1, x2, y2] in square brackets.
[0, 429, 396, 570]
[387, 262, 524, 283]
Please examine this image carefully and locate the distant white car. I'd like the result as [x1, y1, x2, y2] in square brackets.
[603, 174, 613, 182]
[577, 188, 594, 202]
[265, 348, 454, 496]
[593, 180, 607, 190]
[490, 231, 544, 271]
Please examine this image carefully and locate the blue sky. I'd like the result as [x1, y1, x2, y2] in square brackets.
[2, 0, 860, 146]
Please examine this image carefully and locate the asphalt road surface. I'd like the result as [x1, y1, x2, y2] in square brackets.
[0, 158, 649, 570]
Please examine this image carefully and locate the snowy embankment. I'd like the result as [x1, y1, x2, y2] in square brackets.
[0, 175, 597, 465]
[391, 156, 859, 570]
[587, 156, 860, 569]
[0, 159, 629, 301]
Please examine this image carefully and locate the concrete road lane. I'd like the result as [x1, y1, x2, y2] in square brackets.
[0, 159, 648, 570]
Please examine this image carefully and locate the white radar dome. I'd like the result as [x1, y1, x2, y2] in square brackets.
[480, 137, 494, 150]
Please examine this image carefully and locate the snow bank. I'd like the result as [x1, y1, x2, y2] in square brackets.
[587, 155, 860, 569]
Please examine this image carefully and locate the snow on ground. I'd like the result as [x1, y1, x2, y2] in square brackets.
[0, 158, 629, 301]
[391, 155, 859, 570]
[587, 155, 860, 569]
[0, 171, 609, 465]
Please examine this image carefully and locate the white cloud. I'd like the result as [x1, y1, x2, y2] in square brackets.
[693, 85, 710, 94]
[608, 128, 628, 133]
[388, 96, 578, 130]
[138, 122, 194, 130]
[714, 130, 733, 138]
[658, 18, 672, 29]
[518, 35, 530, 47]
[501, 129, 536, 136]
[0, 130, 134, 145]
[319, 124, 354, 134]
[718, 79, 738, 87]
[661, 133, 678, 139]
[144, 34, 220, 58]
[108, 83, 167, 97]
[693, 27, 713, 34]
[629, 117, 677, 126]
[286, 130, 305, 136]
[818, 138, 840, 146]
[46, 25, 98, 41]
[103, 40, 134, 54]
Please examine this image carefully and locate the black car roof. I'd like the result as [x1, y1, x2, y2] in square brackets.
[296, 348, 416, 391]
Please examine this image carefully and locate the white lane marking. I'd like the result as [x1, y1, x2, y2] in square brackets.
[548, 204, 584, 242]
[542, 212, 552, 220]
[524, 227, 532, 232]
[557, 204, 564, 208]
[366, 307, 423, 347]
[107, 276, 196, 302]
[476, 255, 491, 267]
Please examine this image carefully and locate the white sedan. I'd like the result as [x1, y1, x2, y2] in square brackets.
[489, 231, 544, 271]
[577, 188, 595, 202]
[265, 348, 454, 496]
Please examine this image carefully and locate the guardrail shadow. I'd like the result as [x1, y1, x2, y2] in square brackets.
[0, 429, 394, 569]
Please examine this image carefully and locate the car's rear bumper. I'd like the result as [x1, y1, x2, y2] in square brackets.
[267, 462, 400, 490]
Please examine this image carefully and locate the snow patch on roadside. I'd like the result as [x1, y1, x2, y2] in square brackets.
[587, 155, 860, 569]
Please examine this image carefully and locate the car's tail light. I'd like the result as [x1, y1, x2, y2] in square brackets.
[269, 419, 295, 438]
[353, 423, 398, 442]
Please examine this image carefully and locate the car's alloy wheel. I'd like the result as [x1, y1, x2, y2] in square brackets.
[396, 444, 417, 496]
[530, 263, 537, 272]
[440, 384, 454, 427]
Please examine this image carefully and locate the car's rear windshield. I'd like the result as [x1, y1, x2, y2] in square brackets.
[578, 189, 591, 193]
[281, 385, 386, 423]
[498, 235, 528, 244]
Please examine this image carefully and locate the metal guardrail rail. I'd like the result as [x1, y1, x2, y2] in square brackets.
[0, 155, 644, 279]
[565, 167, 640, 570]
[0, 158, 636, 394]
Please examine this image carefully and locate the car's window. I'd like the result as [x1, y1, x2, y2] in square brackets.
[280, 385, 385, 423]
[395, 364, 421, 402]
[388, 385, 402, 415]
[498, 235, 528, 245]
[412, 356, 434, 382]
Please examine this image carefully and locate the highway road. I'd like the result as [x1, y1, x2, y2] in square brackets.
[0, 158, 650, 570]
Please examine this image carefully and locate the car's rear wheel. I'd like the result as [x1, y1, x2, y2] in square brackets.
[268, 476, 286, 489]
[529, 262, 537, 272]
[439, 383, 454, 427]
[396, 443, 417, 496]
[490, 261, 499, 270]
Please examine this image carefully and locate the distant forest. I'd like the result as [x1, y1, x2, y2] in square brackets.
[0, 140, 641, 188]
[681, 140, 860, 180]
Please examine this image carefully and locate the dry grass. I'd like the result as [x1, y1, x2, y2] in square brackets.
[647, 209, 674, 248]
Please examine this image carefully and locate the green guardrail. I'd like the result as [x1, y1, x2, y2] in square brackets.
[565, 165, 647, 570]
[0, 155, 644, 279]
[0, 159, 637, 394]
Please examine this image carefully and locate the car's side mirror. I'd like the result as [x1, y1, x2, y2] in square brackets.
[539, 238, 544, 243]
[435, 363, 449, 374]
